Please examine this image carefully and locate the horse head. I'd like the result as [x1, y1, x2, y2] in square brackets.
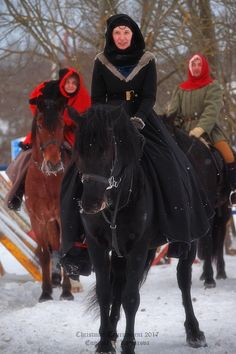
[31, 98, 66, 175]
[70, 104, 142, 214]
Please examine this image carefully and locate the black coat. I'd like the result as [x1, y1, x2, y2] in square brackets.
[91, 51, 156, 121]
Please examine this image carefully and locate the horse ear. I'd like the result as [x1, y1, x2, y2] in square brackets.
[67, 106, 82, 124]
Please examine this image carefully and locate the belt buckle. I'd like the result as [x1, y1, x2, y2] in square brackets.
[125, 90, 134, 101]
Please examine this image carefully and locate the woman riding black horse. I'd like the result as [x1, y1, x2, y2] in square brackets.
[168, 53, 236, 205]
[60, 14, 214, 278]
[70, 104, 208, 352]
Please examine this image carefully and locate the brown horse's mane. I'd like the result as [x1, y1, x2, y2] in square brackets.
[31, 99, 65, 143]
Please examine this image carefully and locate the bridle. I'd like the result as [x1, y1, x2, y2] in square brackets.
[40, 139, 62, 152]
[36, 118, 63, 152]
[80, 136, 134, 257]
[81, 136, 122, 190]
[31, 113, 65, 175]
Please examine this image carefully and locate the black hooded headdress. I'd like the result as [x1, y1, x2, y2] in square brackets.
[104, 14, 145, 66]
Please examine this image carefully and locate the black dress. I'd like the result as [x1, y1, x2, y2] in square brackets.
[60, 51, 214, 257]
[91, 52, 214, 248]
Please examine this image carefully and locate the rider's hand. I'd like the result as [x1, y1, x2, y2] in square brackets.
[189, 127, 204, 138]
[130, 116, 145, 130]
[18, 142, 32, 151]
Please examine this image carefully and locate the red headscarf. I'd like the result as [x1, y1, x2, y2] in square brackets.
[179, 53, 213, 91]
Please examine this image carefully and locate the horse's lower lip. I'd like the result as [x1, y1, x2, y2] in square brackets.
[82, 201, 107, 215]
[83, 210, 99, 215]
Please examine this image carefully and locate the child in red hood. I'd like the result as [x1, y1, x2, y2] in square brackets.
[6, 68, 91, 210]
[23, 67, 91, 147]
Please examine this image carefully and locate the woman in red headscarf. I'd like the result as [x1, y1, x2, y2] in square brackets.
[168, 53, 236, 198]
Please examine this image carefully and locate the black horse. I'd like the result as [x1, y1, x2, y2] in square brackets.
[164, 118, 231, 288]
[70, 105, 207, 354]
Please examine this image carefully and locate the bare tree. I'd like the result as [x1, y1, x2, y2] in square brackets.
[1, 0, 236, 163]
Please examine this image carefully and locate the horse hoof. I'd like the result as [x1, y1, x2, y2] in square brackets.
[60, 292, 74, 301]
[216, 272, 227, 279]
[121, 339, 135, 354]
[204, 279, 216, 289]
[187, 330, 207, 348]
[95, 340, 116, 353]
[39, 293, 53, 302]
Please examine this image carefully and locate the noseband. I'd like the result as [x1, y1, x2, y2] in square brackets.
[36, 119, 62, 152]
[32, 114, 64, 174]
[40, 139, 62, 151]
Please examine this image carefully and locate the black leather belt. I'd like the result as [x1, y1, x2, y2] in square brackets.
[107, 90, 139, 101]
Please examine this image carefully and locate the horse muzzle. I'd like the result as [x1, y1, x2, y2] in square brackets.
[41, 159, 65, 176]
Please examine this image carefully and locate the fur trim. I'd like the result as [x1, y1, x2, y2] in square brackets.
[96, 51, 155, 82]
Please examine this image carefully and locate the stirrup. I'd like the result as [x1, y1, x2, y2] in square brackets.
[229, 190, 236, 208]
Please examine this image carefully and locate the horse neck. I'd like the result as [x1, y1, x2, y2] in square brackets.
[108, 162, 142, 211]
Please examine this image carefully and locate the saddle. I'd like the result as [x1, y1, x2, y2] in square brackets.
[190, 137, 228, 207]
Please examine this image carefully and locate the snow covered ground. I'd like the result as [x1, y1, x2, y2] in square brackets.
[0, 254, 236, 354]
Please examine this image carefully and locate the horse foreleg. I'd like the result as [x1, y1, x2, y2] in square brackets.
[177, 242, 207, 348]
[121, 247, 148, 354]
[215, 223, 227, 279]
[51, 250, 62, 287]
[89, 245, 115, 354]
[36, 245, 53, 302]
[60, 272, 74, 300]
[198, 234, 216, 288]
[215, 205, 230, 279]
[109, 252, 126, 344]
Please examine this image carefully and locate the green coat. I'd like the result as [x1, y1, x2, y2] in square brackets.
[168, 81, 228, 143]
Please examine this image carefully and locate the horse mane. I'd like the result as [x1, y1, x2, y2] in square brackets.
[75, 104, 141, 165]
[159, 113, 207, 154]
[31, 99, 65, 142]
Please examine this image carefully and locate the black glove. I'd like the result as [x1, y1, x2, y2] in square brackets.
[130, 116, 145, 130]
[19, 142, 32, 151]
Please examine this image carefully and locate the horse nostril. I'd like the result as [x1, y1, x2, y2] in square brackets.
[46, 160, 63, 172]
[81, 199, 106, 214]
[47, 161, 54, 170]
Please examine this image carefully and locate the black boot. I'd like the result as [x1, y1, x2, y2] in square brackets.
[8, 184, 24, 211]
[60, 246, 92, 280]
[227, 162, 236, 206]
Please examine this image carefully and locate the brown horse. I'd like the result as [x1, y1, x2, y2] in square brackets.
[25, 98, 73, 301]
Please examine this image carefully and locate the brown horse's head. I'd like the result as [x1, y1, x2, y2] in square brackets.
[32, 98, 66, 175]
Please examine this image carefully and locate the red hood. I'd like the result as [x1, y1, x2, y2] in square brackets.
[179, 53, 213, 91]
[59, 67, 81, 98]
